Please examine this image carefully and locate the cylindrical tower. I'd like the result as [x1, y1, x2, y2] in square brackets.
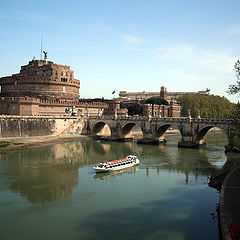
[0, 59, 80, 101]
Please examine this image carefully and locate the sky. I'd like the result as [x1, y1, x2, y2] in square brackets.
[0, 0, 240, 102]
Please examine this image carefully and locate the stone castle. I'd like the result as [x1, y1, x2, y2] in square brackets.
[0, 59, 80, 101]
[0, 58, 122, 116]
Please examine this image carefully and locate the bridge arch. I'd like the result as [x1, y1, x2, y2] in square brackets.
[91, 121, 111, 136]
[121, 122, 143, 139]
[155, 123, 182, 139]
[196, 125, 229, 145]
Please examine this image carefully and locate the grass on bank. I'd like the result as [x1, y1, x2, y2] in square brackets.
[0, 141, 11, 148]
[0, 141, 24, 148]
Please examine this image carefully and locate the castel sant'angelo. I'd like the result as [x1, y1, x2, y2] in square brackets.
[0, 53, 203, 118]
[0, 54, 121, 116]
[1, 58, 80, 101]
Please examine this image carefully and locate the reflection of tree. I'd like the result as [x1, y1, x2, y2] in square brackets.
[6, 146, 79, 203]
[138, 141, 226, 183]
[2, 140, 143, 203]
[2, 135, 237, 204]
[10, 168, 78, 203]
[209, 153, 240, 190]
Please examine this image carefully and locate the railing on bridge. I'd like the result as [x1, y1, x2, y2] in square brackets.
[88, 115, 234, 124]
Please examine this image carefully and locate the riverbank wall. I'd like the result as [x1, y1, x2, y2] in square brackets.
[220, 165, 240, 240]
[0, 115, 86, 138]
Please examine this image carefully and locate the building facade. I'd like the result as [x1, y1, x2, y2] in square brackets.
[119, 86, 209, 103]
[143, 102, 181, 118]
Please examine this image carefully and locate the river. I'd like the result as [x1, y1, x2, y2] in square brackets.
[0, 133, 240, 240]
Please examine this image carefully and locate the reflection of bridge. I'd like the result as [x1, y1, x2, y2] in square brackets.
[85, 116, 238, 148]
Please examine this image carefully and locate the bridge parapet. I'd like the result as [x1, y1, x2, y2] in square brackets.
[86, 116, 240, 148]
[89, 116, 235, 124]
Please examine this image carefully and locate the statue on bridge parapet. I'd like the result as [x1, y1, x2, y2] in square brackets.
[187, 109, 191, 119]
[197, 110, 201, 119]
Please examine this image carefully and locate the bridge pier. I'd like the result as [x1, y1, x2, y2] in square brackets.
[178, 141, 199, 148]
[137, 138, 164, 145]
[136, 126, 167, 144]
[137, 135, 167, 145]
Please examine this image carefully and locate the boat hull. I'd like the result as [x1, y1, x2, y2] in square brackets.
[94, 162, 139, 173]
[93, 155, 139, 173]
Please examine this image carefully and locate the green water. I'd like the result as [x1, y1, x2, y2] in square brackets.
[0, 133, 239, 240]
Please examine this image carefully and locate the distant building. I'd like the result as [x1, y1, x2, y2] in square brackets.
[119, 86, 209, 103]
[118, 86, 210, 118]
[103, 100, 128, 117]
[143, 101, 181, 118]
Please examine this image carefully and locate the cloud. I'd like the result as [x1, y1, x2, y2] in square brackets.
[0, 15, 14, 20]
[90, 25, 113, 32]
[168, 69, 215, 85]
[226, 26, 240, 36]
[0, 11, 51, 22]
[99, 26, 112, 32]
[122, 34, 143, 44]
[50, 47, 72, 52]
[154, 43, 237, 74]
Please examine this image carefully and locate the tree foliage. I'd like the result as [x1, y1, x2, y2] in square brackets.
[179, 94, 235, 119]
[228, 60, 240, 95]
[120, 103, 143, 116]
[145, 97, 169, 105]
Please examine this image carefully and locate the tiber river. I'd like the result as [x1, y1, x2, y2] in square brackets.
[0, 133, 240, 240]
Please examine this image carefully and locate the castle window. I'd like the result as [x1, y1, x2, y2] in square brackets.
[61, 78, 68, 82]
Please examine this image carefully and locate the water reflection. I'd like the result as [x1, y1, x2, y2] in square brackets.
[93, 166, 139, 180]
[0, 134, 237, 205]
[76, 188, 217, 240]
[1, 134, 240, 240]
[0, 140, 142, 204]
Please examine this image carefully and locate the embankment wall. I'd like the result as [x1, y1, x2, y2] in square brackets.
[0, 116, 87, 138]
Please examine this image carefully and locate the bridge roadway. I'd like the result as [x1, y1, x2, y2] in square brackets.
[86, 116, 238, 147]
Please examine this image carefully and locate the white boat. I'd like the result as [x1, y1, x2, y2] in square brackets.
[93, 155, 139, 173]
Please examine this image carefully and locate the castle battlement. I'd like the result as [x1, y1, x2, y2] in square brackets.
[0, 59, 80, 101]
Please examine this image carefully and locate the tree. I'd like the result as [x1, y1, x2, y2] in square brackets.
[120, 103, 143, 116]
[145, 97, 168, 105]
[179, 94, 235, 119]
[228, 60, 240, 95]
[127, 103, 143, 116]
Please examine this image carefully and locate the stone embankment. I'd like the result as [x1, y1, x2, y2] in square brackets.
[0, 115, 87, 138]
[0, 135, 89, 153]
[220, 166, 240, 240]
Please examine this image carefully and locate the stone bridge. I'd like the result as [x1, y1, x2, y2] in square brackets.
[86, 116, 239, 148]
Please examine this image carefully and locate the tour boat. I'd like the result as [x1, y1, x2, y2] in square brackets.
[93, 155, 139, 173]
